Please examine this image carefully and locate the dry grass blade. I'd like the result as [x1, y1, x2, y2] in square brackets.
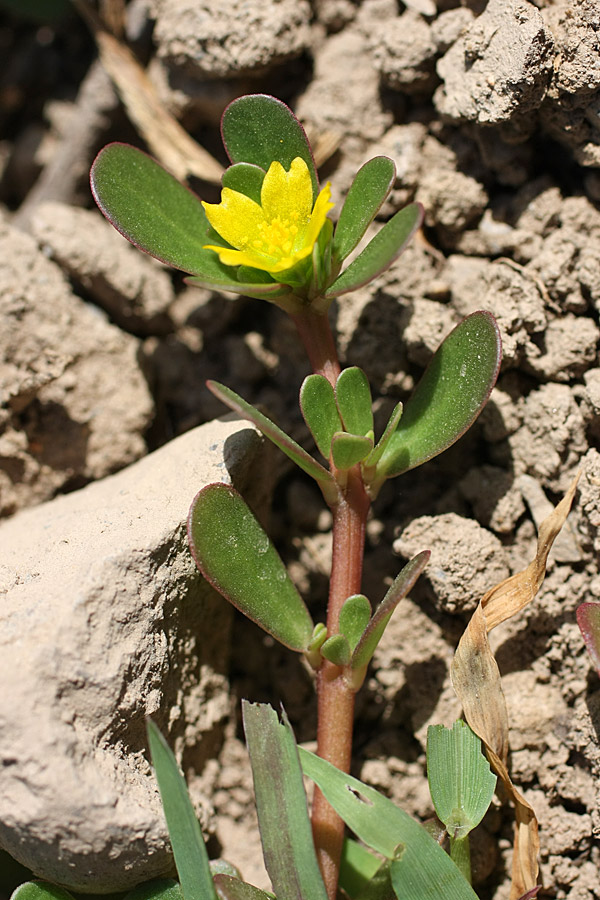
[74, 0, 224, 184]
[451, 473, 580, 900]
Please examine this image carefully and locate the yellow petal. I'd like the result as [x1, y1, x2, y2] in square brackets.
[260, 157, 313, 226]
[202, 188, 265, 251]
[302, 181, 334, 251]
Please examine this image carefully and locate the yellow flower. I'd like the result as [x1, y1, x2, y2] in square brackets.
[202, 157, 334, 276]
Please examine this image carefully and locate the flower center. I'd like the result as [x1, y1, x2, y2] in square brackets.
[252, 211, 302, 260]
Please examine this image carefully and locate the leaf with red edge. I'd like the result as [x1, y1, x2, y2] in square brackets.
[188, 483, 314, 651]
[577, 602, 600, 675]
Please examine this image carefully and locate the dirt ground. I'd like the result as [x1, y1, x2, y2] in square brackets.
[1, 0, 600, 898]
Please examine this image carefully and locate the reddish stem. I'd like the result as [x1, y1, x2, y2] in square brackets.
[291, 309, 341, 386]
[291, 305, 371, 898]
[312, 467, 369, 896]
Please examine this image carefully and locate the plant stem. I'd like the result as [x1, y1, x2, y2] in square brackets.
[450, 835, 471, 883]
[291, 309, 341, 386]
[312, 466, 370, 898]
[291, 305, 371, 897]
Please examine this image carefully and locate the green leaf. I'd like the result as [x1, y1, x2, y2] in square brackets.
[427, 720, 496, 841]
[146, 721, 217, 900]
[324, 203, 423, 299]
[206, 381, 337, 502]
[242, 703, 329, 900]
[352, 552, 430, 670]
[188, 484, 314, 651]
[333, 157, 396, 262]
[91, 143, 219, 276]
[331, 432, 373, 470]
[221, 95, 318, 201]
[300, 374, 343, 458]
[339, 839, 382, 899]
[10, 884, 75, 900]
[375, 311, 502, 483]
[363, 403, 403, 475]
[335, 368, 374, 438]
[577, 603, 600, 676]
[299, 749, 479, 900]
[339, 594, 372, 651]
[213, 876, 273, 900]
[221, 162, 266, 204]
[123, 879, 183, 900]
[354, 861, 395, 900]
[320, 634, 352, 666]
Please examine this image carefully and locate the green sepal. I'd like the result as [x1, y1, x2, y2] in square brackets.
[300, 374, 343, 459]
[213, 876, 274, 900]
[333, 156, 396, 263]
[339, 594, 372, 651]
[577, 603, 600, 676]
[146, 720, 217, 900]
[242, 703, 329, 900]
[321, 634, 352, 666]
[185, 274, 288, 302]
[299, 749, 480, 900]
[352, 552, 430, 670]
[188, 483, 314, 651]
[324, 203, 423, 299]
[123, 879, 183, 900]
[221, 95, 319, 202]
[331, 432, 374, 470]
[206, 381, 337, 504]
[374, 311, 502, 485]
[311, 218, 335, 298]
[9, 885, 76, 900]
[221, 162, 266, 204]
[91, 143, 220, 276]
[335, 367, 374, 438]
[426, 720, 497, 841]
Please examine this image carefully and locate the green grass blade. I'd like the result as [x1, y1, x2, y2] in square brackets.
[299, 748, 479, 900]
[242, 702, 329, 900]
[146, 721, 217, 900]
[427, 720, 496, 842]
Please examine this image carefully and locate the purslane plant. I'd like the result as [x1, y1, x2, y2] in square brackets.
[9, 94, 503, 900]
[86, 94, 502, 899]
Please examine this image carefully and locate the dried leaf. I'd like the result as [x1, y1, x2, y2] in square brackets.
[451, 473, 579, 900]
[74, 1, 223, 183]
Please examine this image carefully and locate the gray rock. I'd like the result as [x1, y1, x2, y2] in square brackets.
[152, 0, 312, 80]
[31, 203, 175, 336]
[393, 513, 510, 614]
[434, 0, 554, 126]
[0, 416, 269, 892]
[0, 213, 153, 517]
